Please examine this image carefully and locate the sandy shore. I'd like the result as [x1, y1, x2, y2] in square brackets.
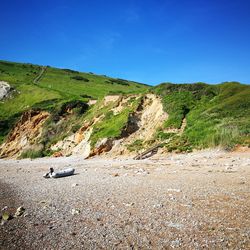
[0, 150, 250, 249]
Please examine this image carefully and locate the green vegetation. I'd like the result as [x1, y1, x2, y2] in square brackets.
[38, 66, 148, 100]
[70, 75, 89, 82]
[153, 82, 250, 150]
[19, 149, 44, 159]
[0, 60, 148, 143]
[89, 96, 142, 147]
[39, 100, 90, 150]
[156, 131, 176, 140]
[154, 82, 216, 128]
[126, 139, 144, 152]
[0, 60, 249, 154]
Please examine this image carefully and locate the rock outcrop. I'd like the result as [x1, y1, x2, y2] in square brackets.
[108, 94, 168, 157]
[89, 138, 114, 157]
[0, 81, 11, 100]
[0, 94, 168, 159]
[51, 125, 93, 158]
[0, 110, 50, 158]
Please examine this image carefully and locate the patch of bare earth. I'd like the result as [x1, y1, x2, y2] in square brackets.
[0, 111, 50, 158]
[0, 149, 249, 249]
[107, 94, 168, 157]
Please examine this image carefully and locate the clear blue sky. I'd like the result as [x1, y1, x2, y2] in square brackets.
[1, 0, 250, 85]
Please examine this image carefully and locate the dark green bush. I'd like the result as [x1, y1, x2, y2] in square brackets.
[109, 79, 130, 86]
[63, 69, 79, 74]
[80, 94, 93, 98]
[20, 149, 44, 159]
[71, 76, 89, 82]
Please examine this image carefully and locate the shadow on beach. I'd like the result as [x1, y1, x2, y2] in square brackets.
[0, 181, 28, 249]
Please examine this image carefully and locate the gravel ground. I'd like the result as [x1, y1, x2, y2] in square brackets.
[0, 150, 250, 249]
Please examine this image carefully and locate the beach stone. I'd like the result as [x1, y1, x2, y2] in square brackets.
[71, 208, 80, 215]
[14, 206, 25, 217]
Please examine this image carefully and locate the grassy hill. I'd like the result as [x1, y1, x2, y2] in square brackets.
[153, 82, 250, 151]
[0, 60, 149, 143]
[0, 60, 249, 157]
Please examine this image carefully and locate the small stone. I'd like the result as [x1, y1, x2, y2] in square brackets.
[171, 239, 182, 247]
[2, 206, 8, 211]
[112, 173, 119, 177]
[72, 183, 79, 187]
[239, 181, 246, 185]
[123, 202, 134, 207]
[14, 206, 25, 217]
[168, 222, 184, 230]
[167, 188, 181, 192]
[153, 203, 163, 208]
[71, 208, 80, 215]
[134, 168, 149, 175]
[1, 220, 7, 226]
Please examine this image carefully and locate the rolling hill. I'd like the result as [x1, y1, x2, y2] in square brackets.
[0, 60, 249, 159]
[0, 60, 148, 145]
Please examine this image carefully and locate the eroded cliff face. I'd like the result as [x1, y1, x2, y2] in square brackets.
[0, 94, 168, 159]
[107, 94, 168, 157]
[0, 110, 50, 158]
[51, 121, 96, 158]
[49, 94, 167, 158]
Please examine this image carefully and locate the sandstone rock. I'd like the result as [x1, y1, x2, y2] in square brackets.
[90, 138, 114, 156]
[51, 126, 92, 159]
[0, 111, 49, 158]
[53, 151, 63, 158]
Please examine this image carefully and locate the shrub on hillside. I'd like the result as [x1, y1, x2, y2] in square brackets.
[71, 76, 89, 82]
[80, 94, 92, 98]
[112, 79, 130, 86]
[63, 69, 79, 74]
[20, 149, 44, 159]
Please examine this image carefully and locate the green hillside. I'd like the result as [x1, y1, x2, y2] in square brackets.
[0, 60, 249, 155]
[153, 82, 250, 151]
[0, 60, 148, 143]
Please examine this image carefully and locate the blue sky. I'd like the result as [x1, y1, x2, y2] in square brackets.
[1, 0, 250, 85]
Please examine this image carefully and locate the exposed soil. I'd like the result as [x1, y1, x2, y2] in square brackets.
[109, 94, 168, 157]
[0, 111, 50, 158]
[49, 94, 167, 159]
[1, 149, 249, 249]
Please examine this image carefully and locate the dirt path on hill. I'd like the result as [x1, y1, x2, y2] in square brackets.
[0, 150, 250, 249]
[33, 66, 47, 84]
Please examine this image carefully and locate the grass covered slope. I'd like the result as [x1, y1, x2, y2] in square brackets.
[0, 59, 249, 156]
[0, 60, 148, 143]
[153, 82, 250, 150]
